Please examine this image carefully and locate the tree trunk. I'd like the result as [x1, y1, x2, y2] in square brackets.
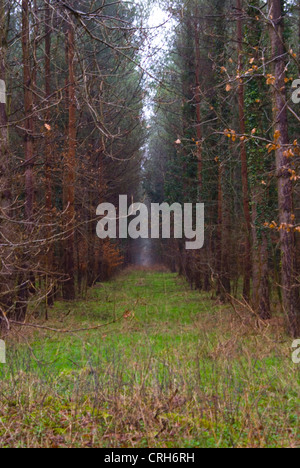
[194, 14, 202, 191]
[0, 0, 13, 319]
[252, 190, 271, 319]
[298, 0, 300, 69]
[44, 0, 54, 307]
[62, 14, 76, 300]
[217, 161, 231, 301]
[194, 9, 210, 291]
[237, 0, 252, 302]
[22, 0, 34, 223]
[269, 0, 300, 337]
[15, 0, 34, 322]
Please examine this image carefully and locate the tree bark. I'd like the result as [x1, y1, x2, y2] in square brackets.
[298, 0, 300, 69]
[0, 0, 13, 318]
[44, 0, 54, 308]
[269, 0, 300, 337]
[251, 190, 271, 319]
[237, 0, 252, 302]
[217, 161, 231, 301]
[14, 0, 34, 323]
[194, 8, 210, 291]
[22, 0, 34, 223]
[62, 14, 76, 300]
[194, 13, 202, 191]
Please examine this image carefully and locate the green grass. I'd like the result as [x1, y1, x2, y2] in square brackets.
[0, 268, 299, 448]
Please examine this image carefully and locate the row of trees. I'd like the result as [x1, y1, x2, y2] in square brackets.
[1, 0, 299, 338]
[145, 0, 300, 337]
[0, 0, 146, 327]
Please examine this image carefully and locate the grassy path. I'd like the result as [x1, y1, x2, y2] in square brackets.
[0, 268, 299, 447]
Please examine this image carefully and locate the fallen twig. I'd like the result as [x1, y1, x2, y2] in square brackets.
[0, 315, 124, 334]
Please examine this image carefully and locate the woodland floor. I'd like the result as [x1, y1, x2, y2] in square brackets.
[0, 267, 299, 448]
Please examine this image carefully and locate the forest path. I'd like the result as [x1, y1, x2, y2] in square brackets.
[0, 269, 298, 447]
